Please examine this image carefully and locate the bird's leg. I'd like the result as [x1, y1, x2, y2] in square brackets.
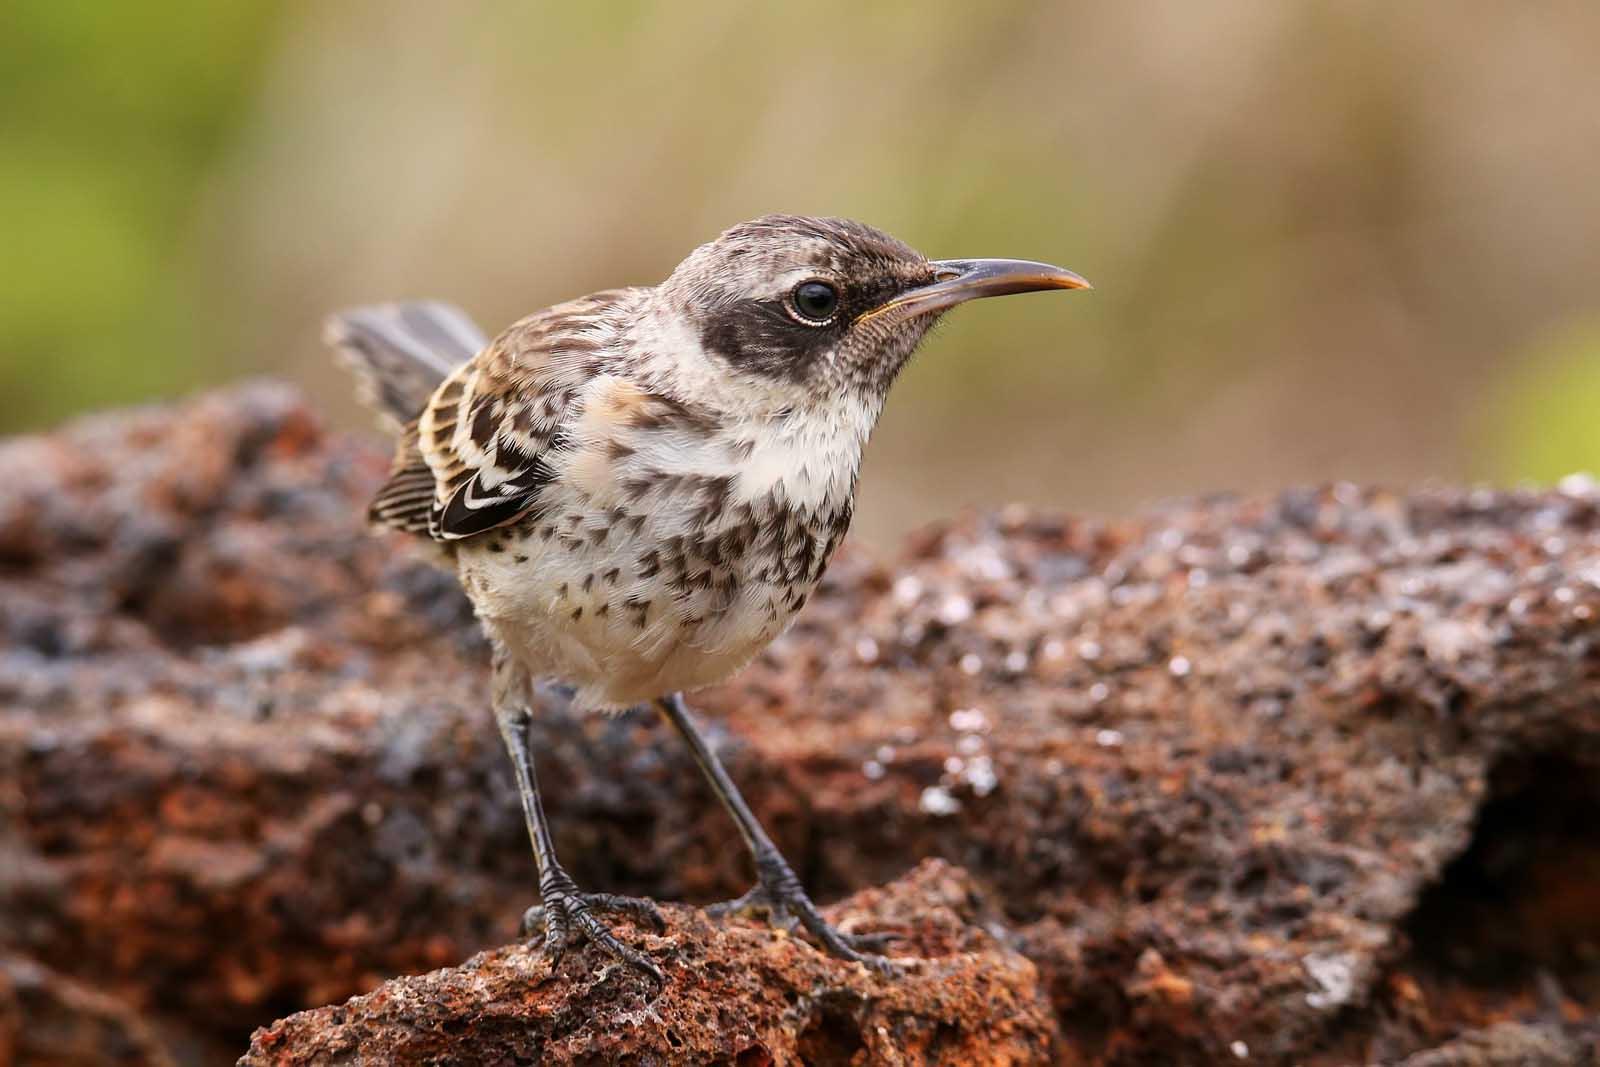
[656, 692, 900, 975]
[493, 655, 665, 981]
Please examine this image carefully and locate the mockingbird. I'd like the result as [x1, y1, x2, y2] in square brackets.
[327, 214, 1088, 979]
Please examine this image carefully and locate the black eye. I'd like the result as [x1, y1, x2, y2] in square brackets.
[791, 280, 839, 323]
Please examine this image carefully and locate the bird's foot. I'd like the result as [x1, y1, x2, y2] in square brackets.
[707, 857, 901, 975]
[520, 872, 667, 982]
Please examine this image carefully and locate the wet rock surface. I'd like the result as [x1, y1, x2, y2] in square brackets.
[2, 385, 1598, 1065]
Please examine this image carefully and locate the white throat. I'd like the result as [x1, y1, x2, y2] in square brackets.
[615, 295, 883, 515]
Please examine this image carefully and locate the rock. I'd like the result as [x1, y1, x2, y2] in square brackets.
[240, 860, 1057, 1067]
[2, 386, 1599, 1064]
[0, 955, 175, 1067]
[1391, 1022, 1599, 1067]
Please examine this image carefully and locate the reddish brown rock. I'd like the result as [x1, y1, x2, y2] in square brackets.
[0, 955, 175, 1067]
[240, 860, 1056, 1067]
[3, 385, 1599, 1064]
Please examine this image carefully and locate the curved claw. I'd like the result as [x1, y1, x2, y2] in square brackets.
[567, 904, 665, 982]
[705, 882, 901, 976]
[850, 948, 901, 978]
[521, 890, 667, 983]
[838, 929, 904, 954]
[806, 921, 900, 977]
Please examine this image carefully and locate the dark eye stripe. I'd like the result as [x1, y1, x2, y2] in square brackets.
[700, 297, 837, 381]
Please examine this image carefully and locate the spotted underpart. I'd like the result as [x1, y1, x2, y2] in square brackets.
[349, 214, 955, 709]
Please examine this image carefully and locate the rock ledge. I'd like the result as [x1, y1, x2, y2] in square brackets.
[241, 860, 1055, 1067]
[3, 385, 1599, 1065]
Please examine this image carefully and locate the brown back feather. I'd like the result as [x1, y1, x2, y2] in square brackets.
[363, 290, 633, 542]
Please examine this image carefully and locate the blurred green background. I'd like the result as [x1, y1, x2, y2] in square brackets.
[5, 1, 1600, 544]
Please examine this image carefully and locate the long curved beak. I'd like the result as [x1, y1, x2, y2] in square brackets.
[865, 258, 1091, 321]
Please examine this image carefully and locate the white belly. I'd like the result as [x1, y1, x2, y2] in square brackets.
[456, 499, 815, 710]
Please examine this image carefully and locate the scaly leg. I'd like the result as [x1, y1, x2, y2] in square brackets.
[656, 691, 899, 975]
[492, 652, 665, 980]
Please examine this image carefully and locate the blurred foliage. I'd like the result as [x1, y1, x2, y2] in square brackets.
[3, 2, 1599, 537]
[1486, 322, 1600, 485]
[0, 1, 278, 426]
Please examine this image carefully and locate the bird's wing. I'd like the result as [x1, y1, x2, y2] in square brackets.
[369, 290, 631, 541]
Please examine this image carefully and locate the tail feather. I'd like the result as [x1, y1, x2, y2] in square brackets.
[324, 301, 487, 433]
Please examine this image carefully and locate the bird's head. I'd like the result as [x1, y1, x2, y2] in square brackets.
[655, 214, 1089, 404]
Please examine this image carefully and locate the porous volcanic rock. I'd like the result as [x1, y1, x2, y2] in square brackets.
[3, 385, 1599, 1065]
[240, 859, 1056, 1067]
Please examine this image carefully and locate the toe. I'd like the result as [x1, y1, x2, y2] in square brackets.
[857, 951, 900, 978]
[704, 888, 801, 932]
[521, 886, 665, 982]
[586, 892, 668, 933]
[543, 909, 571, 958]
[705, 888, 762, 919]
[790, 905, 901, 974]
[572, 908, 665, 982]
[839, 929, 903, 953]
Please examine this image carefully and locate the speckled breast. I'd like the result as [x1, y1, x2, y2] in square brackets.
[455, 481, 852, 708]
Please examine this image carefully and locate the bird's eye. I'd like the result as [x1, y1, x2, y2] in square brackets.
[790, 280, 839, 324]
